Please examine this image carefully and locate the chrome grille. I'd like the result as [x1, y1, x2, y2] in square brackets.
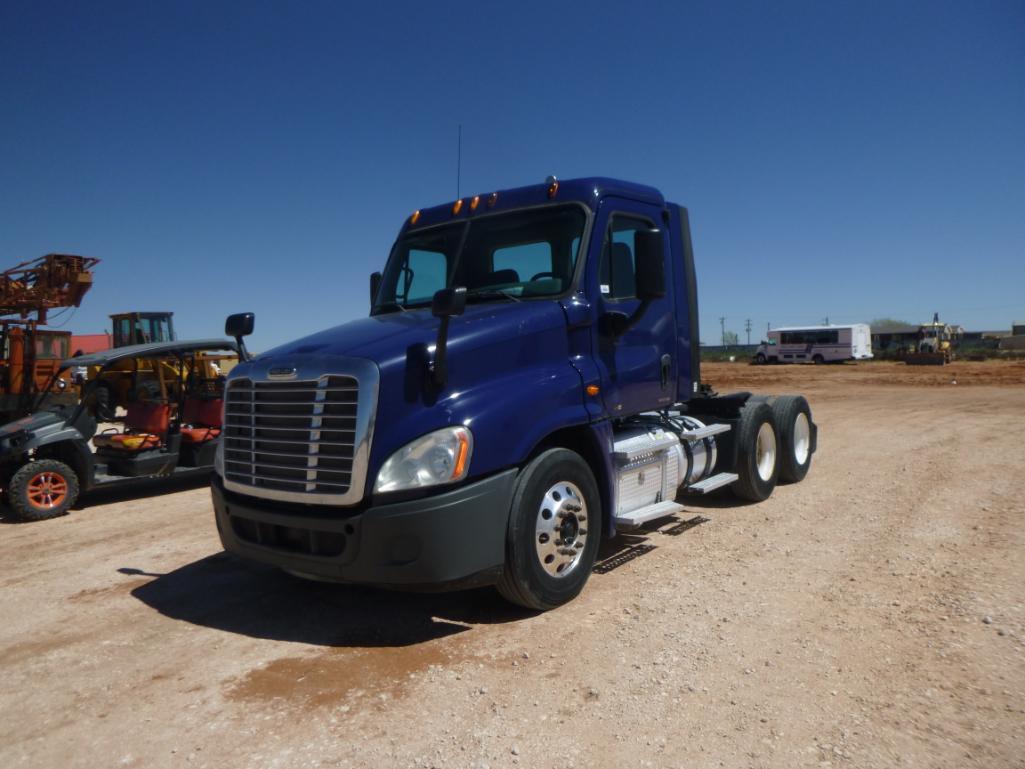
[223, 376, 359, 497]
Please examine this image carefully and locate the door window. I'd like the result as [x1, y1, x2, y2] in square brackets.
[600, 216, 654, 300]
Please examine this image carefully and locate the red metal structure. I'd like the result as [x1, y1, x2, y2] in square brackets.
[0, 254, 101, 421]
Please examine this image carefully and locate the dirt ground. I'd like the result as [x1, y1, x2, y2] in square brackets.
[1, 360, 1023, 769]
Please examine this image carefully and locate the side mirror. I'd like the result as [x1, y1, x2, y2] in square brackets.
[431, 286, 467, 318]
[225, 312, 254, 362]
[225, 312, 254, 338]
[370, 272, 382, 308]
[634, 228, 666, 300]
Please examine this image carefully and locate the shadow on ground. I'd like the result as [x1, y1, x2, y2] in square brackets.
[125, 553, 534, 648]
[125, 511, 711, 648]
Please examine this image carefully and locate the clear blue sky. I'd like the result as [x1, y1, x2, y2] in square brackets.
[2, 1, 1023, 349]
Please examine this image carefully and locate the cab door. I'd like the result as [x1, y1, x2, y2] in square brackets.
[589, 197, 676, 416]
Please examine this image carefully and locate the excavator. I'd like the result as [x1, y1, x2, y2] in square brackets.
[0, 254, 100, 422]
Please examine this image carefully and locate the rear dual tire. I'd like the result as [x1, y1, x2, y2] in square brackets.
[771, 395, 814, 483]
[732, 402, 780, 502]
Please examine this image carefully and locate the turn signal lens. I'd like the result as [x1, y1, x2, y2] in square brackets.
[452, 199, 463, 214]
[546, 175, 559, 199]
[470, 195, 480, 211]
[453, 431, 470, 477]
[410, 210, 421, 224]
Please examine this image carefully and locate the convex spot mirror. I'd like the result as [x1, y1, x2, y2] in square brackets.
[370, 272, 382, 307]
[431, 287, 467, 318]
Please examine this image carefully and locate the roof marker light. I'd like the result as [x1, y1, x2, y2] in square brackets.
[470, 195, 480, 211]
[546, 175, 559, 199]
[452, 199, 463, 215]
[410, 210, 421, 224]
[487, 192, 498, 207]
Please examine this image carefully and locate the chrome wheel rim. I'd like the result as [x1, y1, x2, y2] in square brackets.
[534, 481, 588, 578]
[793, 412, 810, 465]
[755, 422, 776, 482]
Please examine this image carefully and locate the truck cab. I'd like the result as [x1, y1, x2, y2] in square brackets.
[212, 177, 817, 609]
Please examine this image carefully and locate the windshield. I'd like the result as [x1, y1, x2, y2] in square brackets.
[374, 205, 586, 311]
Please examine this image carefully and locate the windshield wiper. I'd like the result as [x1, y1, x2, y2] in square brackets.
[464, 288, 521, 303]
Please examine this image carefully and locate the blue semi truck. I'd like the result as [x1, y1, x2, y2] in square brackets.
[212, 176, 817, 609]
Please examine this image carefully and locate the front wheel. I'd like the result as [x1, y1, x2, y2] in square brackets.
[497, 448, 601, 610]
[755, 353, 766, 365]
[7, 459, 80, 521]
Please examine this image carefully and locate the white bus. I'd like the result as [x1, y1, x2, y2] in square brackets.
[754, 324, 873, 364]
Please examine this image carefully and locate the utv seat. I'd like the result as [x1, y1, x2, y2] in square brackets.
[180, 398, 222, 443]
[93, 402, 170, 451]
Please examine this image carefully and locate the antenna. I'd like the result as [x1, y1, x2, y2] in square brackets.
[456, 124, 462, 199]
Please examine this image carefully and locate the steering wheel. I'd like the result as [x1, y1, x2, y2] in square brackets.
[529, 271, 558, 281]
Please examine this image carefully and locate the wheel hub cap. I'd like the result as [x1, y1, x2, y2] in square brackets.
[535, 481, 588, 578]
[27, 472, 68, 510]
[755, 422, 777, 482]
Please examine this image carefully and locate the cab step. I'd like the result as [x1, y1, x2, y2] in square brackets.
[677, 422, 731, 440]
[614, 500, 685, 530]
[686, 471, 738, 494]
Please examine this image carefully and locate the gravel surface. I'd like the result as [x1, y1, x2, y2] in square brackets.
[1, 361, 1023, 769]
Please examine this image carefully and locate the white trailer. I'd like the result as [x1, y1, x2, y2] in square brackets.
[754, 324, 873, 364]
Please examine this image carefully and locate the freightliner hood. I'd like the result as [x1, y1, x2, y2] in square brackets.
[233, 300, 587, 500]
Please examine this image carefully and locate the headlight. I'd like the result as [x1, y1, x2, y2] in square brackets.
[374, 426, 473, 493]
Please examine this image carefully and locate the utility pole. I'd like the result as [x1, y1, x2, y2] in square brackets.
[719, 316, 726, 348]
[745, 318, 752, 345]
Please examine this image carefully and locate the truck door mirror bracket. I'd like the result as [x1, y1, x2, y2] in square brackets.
[429, 287, 466, 387]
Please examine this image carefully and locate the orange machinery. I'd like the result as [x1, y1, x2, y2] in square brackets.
[0, 254, 101, 421]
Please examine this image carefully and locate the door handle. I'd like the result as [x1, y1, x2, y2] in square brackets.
[660, 354, 671, 390]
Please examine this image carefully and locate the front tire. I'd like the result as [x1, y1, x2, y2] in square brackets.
[770, 395, 814, 483]
[731, 402, 780, 502]
[497, 449, 601, 610]
[755, 353, 766, 364]
[7, 460, 80, 521]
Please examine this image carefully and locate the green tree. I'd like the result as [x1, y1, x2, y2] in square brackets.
[868, 317, 914, 331]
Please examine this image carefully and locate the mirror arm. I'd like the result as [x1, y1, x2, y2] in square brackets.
[234, 336, 250, 363]
[430, 317, 452, 387]
[604, 299, 652, 339]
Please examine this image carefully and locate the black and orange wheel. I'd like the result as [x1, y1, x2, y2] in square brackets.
[7, 460, 80, 521]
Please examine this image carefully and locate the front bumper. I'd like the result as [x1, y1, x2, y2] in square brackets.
[211, 469, 518, 589]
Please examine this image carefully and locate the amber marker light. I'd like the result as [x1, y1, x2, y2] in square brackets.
[452, 199, 464, 214]
[410, 210, 421, 224]
[546, 175, 559, 198]
[488, 192, 498, 207]
[453, 431, 470, 478]
[470, 195, 480, 211]
[586, 385, 600, 397]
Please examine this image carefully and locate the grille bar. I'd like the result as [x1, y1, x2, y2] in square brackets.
[224, 375, 359, 497]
